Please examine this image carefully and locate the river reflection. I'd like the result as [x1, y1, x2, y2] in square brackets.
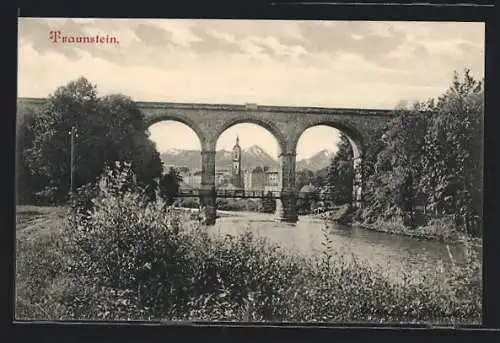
[208, 211, 482, 276]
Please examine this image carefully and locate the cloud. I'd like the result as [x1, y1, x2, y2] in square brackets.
[18, 18, 484, 110]
[187, 24, 244, 55]
[134, 23, 175, 47]
[17, 19, 485, 156]
[289, 21, 407, 62]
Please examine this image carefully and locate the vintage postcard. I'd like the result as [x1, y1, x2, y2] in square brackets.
[16, 18, 484, 324]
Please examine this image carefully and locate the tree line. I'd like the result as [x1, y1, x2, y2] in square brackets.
[327, 69, 483, 236]
[16, 77, 179, 205]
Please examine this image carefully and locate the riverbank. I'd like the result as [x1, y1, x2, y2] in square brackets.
[354, 220, 482, 247]
[320, 205, 481, 246]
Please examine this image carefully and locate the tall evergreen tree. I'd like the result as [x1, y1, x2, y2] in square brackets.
[326, 133, 354, 205]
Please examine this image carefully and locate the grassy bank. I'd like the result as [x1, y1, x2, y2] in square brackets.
[355, 217, 482, 246]
[321, 204, 354, 225]
[318, 204, 481, 245]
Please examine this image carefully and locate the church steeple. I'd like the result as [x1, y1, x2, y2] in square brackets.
[232, 135, 241, 158]
[231, 135, 243, 188]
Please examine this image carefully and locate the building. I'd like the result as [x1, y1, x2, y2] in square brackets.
[250, 166, 267, 191]
[231, 136, 244, 189]
[265, 170, 280, 187]
[242, 167, 281, 191]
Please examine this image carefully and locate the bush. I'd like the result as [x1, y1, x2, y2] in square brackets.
[16, 165, 481, 323]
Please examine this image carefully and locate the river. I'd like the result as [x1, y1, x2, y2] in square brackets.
[206, 211, 482, 277]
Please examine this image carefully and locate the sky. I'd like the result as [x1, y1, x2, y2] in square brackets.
[18, 18, 484, 159]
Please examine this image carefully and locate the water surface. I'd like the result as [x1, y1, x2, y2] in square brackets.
[207, 211, 481, 276]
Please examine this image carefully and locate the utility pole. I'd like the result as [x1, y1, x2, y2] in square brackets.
[68, 126, 78, 204]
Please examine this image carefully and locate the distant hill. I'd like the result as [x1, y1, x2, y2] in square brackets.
[160, 146, 334, 173]
[296, 149, 334, 172]
[241, 145, 280, 171]
[161, 148, 203, 172]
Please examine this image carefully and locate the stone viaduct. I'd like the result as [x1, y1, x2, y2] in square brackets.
[18, 98, 396, 225]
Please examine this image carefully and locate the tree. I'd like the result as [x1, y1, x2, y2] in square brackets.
[159, 168, 182, 206]
[24, 77, 101, 203]
[23, 77, 163, 204]
[296, 169, 314, 191]
[421, 69, 483, 233]
[362, 101, 429, 226]
[312, 167, 328, 189]
[361, 69, 483, 234]
[326, 133, 354, 205]
[16, 104, 40, 204]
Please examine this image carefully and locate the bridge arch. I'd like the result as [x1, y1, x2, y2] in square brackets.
[213, 117, 288, 156]
[293, 121, 365, 208]
[292, 121, 364, 160]
[144, 113, 207, 151]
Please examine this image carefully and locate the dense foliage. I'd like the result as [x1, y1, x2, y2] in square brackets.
[296, 169, 315, 191]
[159, 167, 183, 205]
[326, 133, 354, 206]
[15, 164, 481, 323]
[18, 77, 163, 205]
[16, 104, 39, 204]
[326, 69, 483, 237]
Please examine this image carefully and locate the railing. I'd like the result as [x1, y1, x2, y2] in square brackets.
[177, 188, 336, 200]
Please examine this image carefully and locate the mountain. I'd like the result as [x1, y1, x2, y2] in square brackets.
[296, 149, 334, 172]
[160, 145, 280, 172]
[160, 146, 334, 173]
[241, 145, 280, 171]
[160, 149, 202, 172]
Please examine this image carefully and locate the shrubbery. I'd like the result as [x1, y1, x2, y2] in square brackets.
[16, 165, 481, 323]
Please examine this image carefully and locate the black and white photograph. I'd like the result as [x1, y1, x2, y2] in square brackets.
[16, 18, 484, 324]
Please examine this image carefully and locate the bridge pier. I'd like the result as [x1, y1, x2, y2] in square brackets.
[277, 152, 298, 223]
[199, 186, 216, 225]
[200, 150, 217, 225]
[277, 190, 298, 223]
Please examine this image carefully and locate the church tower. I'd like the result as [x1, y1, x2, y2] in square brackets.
[231, 135, 243, 188]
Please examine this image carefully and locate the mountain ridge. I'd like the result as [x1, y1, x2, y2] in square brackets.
[160, 146, 334, 172]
